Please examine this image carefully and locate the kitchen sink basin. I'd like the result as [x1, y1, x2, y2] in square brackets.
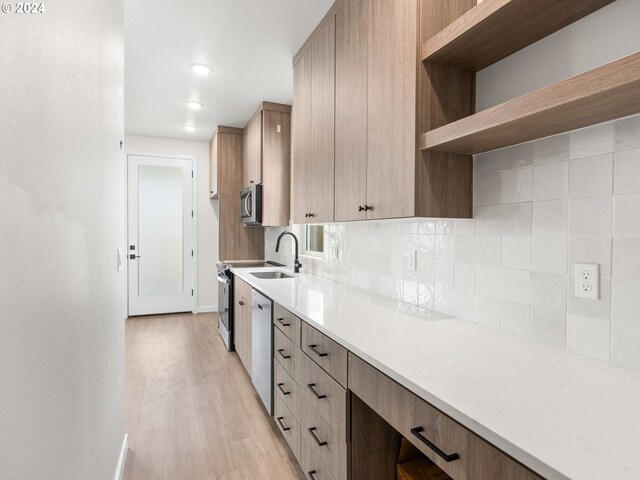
[250, 271, 294, 280]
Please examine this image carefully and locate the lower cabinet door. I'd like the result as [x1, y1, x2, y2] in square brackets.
[274, 394, 301, 461]
[300, 434, 337, 480]
[301, 399, 347, 480]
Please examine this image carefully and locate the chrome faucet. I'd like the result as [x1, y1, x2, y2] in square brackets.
[275, 231, 302, 273]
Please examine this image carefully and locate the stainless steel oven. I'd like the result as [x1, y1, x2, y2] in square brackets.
[217, 264, 233, 351]
[240, 184, 262, 226]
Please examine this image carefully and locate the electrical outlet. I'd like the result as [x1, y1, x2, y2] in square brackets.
[407, 250, 417, 272]
[331, 245, 339, 259]
[575, 263, 599, 300]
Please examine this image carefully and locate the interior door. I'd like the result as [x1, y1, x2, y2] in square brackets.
[127, 155, 194, 316]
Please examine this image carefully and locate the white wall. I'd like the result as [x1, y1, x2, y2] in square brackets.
[0, 0, 126, 479]
[125, 135, 218, 311]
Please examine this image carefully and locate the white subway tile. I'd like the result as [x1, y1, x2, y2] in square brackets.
[532, 272, 567, 311]
[476, 173, 503, 206]
[500, 168, 532, 203]
[476, 149, 503, 175]
[612, 238, 640, 281]
[502, 268, 531, 304]
[419, 220, 436, 235]
[532, 308, 567, 349]
[454, 263, 476, 295]
[569, 196, 612, 236]
[613, 148, 640, 194]
[533, 162, 569, 201]
[532, 199, 568, 236]
[454, 235, 477, 264]
[502, 202, 532, 236]
[614, 193, 640, 237]
[455, 291, 476, 322]
[570, 122, 614, 159]
[435, 235, 454, 262]
[567, 276, 611, 321]
[419, 234, 435, 261]
[501, 301, 531, 338]
[476, 266, 502, 297]
[531, 236, 567, 274]
[477, 235, 502, 266]
[568, 236, 612, 279]
[435, 261, 454, 288]
[476, 295, 501, 329]
[502, 143, 533, 171]
[403, 279, 418, 304]
[615, 114, 640, 152]
[567, 314, 611, 362]
[454, 219, 476, 236]
[611, 280, 640, 325]
[569, 153, 613, 197]
[475, 205, 503, 235]
[502, 236, 531, 270]
[611, 322, 640, 371]
[435, 286, 454, 315]
[533, 133, 570, 165]
[437, 220, 453, 235]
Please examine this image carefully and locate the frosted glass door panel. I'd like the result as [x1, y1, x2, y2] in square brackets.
[138, 165, 184, 296]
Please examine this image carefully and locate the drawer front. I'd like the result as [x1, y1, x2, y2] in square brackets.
[299, 351, 348, 441]
[300, 435, 337, 480]
[274, 357, 302, 421]
[274, 326, 298, 379]
[274, 303, 301, 345]
[274, 393, 301, 462]
[301, 322, 348, 387]
[348, 354, 542, 480]
[301, 399, 347, 480]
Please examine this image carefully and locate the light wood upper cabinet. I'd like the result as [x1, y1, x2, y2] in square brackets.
[292, 52, 312, 225]
[242, 102, 291, 227]
[335, 0, 368, 222]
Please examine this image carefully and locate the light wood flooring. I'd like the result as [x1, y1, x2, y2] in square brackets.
[124, 312, 304, 480]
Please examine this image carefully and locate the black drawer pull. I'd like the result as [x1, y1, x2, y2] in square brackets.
[410, 426, 460, 462]
[277, 349, 291, 359]
[276, 382, 291, 395]
[276, 317, 290, 327]
[276, 416, 290, 432]
[307, 470, 319, 480]
[308, 427, 327, 447]
[308, 344, 328, 357]
[307, 383, 327, 399]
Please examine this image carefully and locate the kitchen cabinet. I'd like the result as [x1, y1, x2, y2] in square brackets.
[294, 0, 475, 222]
[210, 127, 264, 261]
[234, 277, 252, 375]
[292, 17, 336, 224]
[242, 102, 292, 226]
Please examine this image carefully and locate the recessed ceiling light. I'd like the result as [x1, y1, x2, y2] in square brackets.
[186, 101, 204, 110]
[184, 125, 197, 132]
[189, 63, 211, 75]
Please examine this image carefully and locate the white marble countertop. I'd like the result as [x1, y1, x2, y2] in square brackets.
[231, 266, 640, 480]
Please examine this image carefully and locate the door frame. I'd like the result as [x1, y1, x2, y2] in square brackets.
[126, 151, 198, 316]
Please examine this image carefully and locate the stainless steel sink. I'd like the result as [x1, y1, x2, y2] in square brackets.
[250, 271, 294, 280]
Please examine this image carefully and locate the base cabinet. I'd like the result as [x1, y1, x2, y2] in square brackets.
[234, 277, 252, 375]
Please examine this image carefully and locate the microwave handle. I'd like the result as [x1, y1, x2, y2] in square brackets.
[244, 191, 252, 217]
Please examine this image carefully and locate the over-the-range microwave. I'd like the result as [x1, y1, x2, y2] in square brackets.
[240, 183, 262, 226]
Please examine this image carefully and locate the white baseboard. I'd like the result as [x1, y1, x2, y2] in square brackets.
[114, 434, 128, 480]
[196, 305, 218, 313]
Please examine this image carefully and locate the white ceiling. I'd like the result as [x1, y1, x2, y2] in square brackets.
[125, 0, 334, 142]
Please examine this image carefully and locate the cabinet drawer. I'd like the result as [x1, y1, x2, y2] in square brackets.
[274, 303, 301, 345]
[348, 354, 542, 480]
[274, 393, 301, 462]
[274, 357, 302, 421]
[299, 351, 348, 441]
[300, 434, 337, 480]
[301, 322, 348, 387]
[274, 326, 298, 379]
[301, 399, 347, 480]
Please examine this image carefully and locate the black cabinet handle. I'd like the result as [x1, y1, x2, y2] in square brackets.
[239, 301, 244, 306]
[276, 317, 290, 327]
[276, 382, 291, 396]
[277, 349, 291, 360]
[308, 344, 328, 358]
[308, 213, 315, 218]
[257, 304, 263, 311]
[358, 205, 365, 212]
[308, 427, 327, 447]
[307, 470, 319, 480]
[307, 383, 327, 399]
[410, 426, 460, 462]
[276, 416, 290, 432]
[365, 205, 373, 211]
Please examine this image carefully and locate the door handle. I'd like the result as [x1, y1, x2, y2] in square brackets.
[308, 427, 327, 447]
[307, 383, 326, 400]
[129, 254, 141, 260]
[277, 349, 291, 359]
[276, 382, 291, 396]
[410, 426, 460, 462]
[276, 416, 290, 432]
[276, 317, 290, 327]
[308, 344, 328, 357]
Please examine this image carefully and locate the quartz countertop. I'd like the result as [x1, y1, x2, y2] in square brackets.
[231, 266, 640, 480]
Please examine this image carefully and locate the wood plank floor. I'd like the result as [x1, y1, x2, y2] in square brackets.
[123, 312, 304, 480]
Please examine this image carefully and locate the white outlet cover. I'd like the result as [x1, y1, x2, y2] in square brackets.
[331, 245, 339, 259]
[574, 263, 599, 300]
[407, 250, 417, 271]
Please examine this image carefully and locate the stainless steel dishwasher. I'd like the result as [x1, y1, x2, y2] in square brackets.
[251, 289, 273, 414]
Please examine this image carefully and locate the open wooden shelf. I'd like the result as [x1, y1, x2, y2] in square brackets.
[420, 52, 640, 155]
[421, 0, 616, 72]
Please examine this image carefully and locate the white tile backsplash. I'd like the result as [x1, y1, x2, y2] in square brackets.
[265, 114, 640, 372]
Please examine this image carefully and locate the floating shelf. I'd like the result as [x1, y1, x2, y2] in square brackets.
[420, 52, 640, 155]
[421, 0, 616, 72]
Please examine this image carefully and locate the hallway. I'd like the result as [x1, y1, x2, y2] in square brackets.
[123, 313, 303, 480]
